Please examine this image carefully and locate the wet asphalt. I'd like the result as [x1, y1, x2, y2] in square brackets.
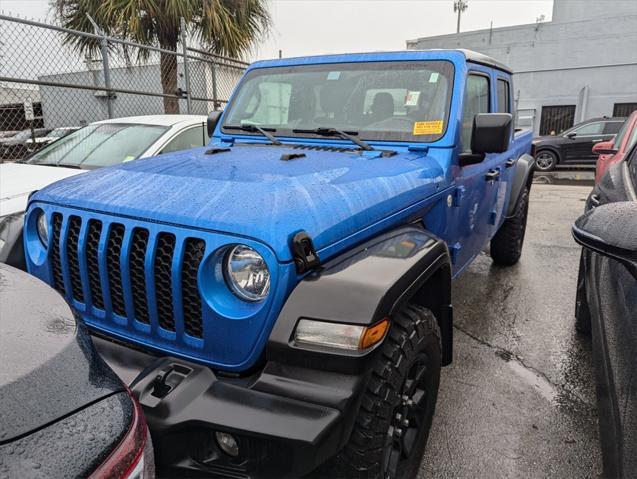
[419, 182, 601, 478]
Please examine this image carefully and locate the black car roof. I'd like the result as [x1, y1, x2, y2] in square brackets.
[584, 117, 626, 123]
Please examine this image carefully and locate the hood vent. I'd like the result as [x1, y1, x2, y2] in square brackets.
[291, 144, 358, 153]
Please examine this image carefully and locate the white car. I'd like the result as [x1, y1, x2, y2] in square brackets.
[0, 114, 208, 268]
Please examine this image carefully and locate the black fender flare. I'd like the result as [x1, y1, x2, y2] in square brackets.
[267, 226, 453, 373]
[507, 153, 535, 217]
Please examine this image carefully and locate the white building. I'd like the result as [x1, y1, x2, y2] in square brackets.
[407, 0, 637, 135]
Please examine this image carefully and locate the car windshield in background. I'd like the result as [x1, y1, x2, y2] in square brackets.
[27, 123, 168, 169]
[8, 130, 35, 141]
[49, 128, 76, 138]
[222, 61, 454, 143]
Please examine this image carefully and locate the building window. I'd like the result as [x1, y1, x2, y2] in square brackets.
[539, 105, 576, 136]
[496, 79, 511, 114]
[613, 103, 637, 118]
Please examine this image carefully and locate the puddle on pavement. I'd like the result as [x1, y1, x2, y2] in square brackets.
[532, 171, 594, 186]
[503, 354, 559, 402]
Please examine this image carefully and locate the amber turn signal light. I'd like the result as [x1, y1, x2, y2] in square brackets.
[359, 318, 390, 350]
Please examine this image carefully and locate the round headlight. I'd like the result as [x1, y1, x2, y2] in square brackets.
[224, 245, 270, 302]
[36, 211, 49, 247]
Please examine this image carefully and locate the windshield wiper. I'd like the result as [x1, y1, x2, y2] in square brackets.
[224, 124, 282, 145]
[39, 163, 82, 169]
[292, 127, 374, 151]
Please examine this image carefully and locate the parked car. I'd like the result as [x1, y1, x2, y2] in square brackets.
[0, 128, 52, 159]
[25, 50, 535, 479]
[592, 110, 637, 183]
[25, 126, 81, 152]
[0, 130, 19, 139]
[573, 144, 637, 478]
[0, 263, 154, 478]
[533, 117, 625, 171]
[0, 114, 208, 270]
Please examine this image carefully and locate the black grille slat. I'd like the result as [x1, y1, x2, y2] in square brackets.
[154, 233, 176, 331]
[181, 239, 205, 338]
[106, 224, 126, 316]
[66, 216, 84, 302]
[86, 220, 104, 309]
[129, 228, 150, 324]
[50, 213, 64, 294]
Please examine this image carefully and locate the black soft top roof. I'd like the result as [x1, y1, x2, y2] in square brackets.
[459, 49, 513, 74]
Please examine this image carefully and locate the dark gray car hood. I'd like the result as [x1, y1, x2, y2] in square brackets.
[0, 264, 124, 443]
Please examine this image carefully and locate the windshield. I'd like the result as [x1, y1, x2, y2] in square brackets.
[49, 128, 74, 138]
[222, 61, 454, 143]
[27, 123, 168, 169]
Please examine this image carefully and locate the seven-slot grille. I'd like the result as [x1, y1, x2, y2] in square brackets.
[49, 213, 206, 338]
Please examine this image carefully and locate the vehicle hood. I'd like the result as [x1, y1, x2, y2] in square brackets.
[0, 163, 84, 216]
[32, 144, 447, 261]
[0, 264, 124, 443]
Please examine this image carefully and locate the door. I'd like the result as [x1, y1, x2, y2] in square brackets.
[452, 71, 500, 272]
[589, 148, 637, 475]
[491, 76, 515, 234]
[562, 121, 606, 164]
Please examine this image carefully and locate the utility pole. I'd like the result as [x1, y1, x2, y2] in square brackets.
[454, 0, 468, 33]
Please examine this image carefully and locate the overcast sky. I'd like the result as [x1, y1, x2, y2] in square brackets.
[1, 0, 554, 60]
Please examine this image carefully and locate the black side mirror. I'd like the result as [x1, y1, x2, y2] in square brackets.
[572, 201, 637, 265]
[460, 113, 512, 167]
[207, 110, 223, 137]
[566, 132, 577, 139]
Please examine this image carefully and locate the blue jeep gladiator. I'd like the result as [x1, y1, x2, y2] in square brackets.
[25, 50, 534, 478]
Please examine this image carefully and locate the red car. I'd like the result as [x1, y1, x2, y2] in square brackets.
[593, 110, 637, 183]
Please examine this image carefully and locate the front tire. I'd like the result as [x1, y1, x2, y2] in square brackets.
[534, 150, 557, 171]
[331, 304, 441, 479]
[490, 185, 530, 266]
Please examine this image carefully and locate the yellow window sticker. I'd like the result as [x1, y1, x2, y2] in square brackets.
[123, 155, 135, 162]
[413, 120, 444, 135]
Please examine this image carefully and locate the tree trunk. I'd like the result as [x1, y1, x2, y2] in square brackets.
[160, 50, 179, 114]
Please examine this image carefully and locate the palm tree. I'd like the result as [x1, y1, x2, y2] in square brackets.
[52, 0, 270, 113]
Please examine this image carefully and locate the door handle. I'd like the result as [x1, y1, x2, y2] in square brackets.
[505, 159, 516, 168]
[592, 139, 604, 143]
[485, 169, 500, 181]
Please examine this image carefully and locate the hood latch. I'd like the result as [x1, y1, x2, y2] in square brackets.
[291, 231, 320, 274]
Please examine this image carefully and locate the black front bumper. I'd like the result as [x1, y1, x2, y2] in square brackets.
[92, 336, 369, 478]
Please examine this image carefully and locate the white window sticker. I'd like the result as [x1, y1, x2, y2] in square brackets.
[405, 91, 421, 106]
[327, 71, 341, 80]
[429, 72, 439, 83]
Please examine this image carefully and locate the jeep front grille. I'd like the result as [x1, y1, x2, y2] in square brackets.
[50, 213, 205, 339]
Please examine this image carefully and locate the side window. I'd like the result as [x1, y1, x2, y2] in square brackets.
[603, 121, 623, 135]
[160, 125, 205, 155]
[629, 144, 637, 186]
[572, 122, 604, 136]
[496, 79, 510, 114]
[612, 120, 631, 149]
[461, 74, 490, 152]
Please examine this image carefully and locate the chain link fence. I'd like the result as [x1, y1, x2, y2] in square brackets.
[0, 14, 247, 161]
